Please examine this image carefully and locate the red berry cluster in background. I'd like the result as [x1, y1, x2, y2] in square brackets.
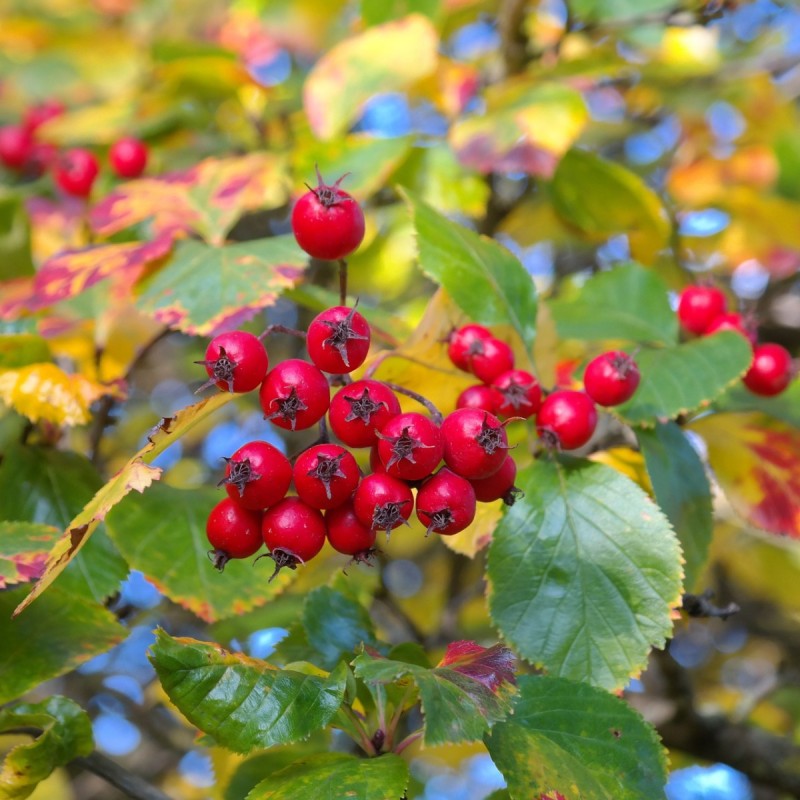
[677, 285, 796, 396]
[0, 98, 149, 197]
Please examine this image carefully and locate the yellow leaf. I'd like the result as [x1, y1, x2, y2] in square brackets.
[660, 26, 720, 73]
[442, 501, 503, 558]
[590, 447, 652, 493]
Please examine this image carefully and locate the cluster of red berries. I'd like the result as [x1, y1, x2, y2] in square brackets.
[0, 99, 148, 197]
[677, 285, 795, 396]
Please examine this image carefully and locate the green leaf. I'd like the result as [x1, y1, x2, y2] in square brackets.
[616, 332, 753, 426]
[0, 334, 51, 369]
[485, 675, 668, 800]
[569, 0, 674, 24]
[716, 380, 800, 429]
[361, 0, 441, 26]
[405, 189, 538, 356]
[246, 753, 409, 800]
[549, 262, 677, 345]
[106, 483, 294, 623]
[353, 642, 516, 746]
[0, 696, 93, 799]
[301, 587, 377, 670]
[487, 459, 682, 690]
[149, 630, 347, 753]
[136, 236, 308, 337]
[0, 191, 34, 280]
[0, 586, 125, 705]
[0, 521, 59, 589]
[638, 423, 712, 590]
[551, 149, 669, 263]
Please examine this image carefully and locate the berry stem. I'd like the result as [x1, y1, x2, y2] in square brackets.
[258, 324, 307, 340]
[338, 706, 377, 756]
[394, 729, 422, 755]
[382, 382, 444, 425]
[384, 684, 413, 751]
[338, 258, 348, 306]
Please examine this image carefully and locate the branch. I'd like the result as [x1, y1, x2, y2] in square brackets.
[498, 0, 530, 76]
[74, 751, 174, 800]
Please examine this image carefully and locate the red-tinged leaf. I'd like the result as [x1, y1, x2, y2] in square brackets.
[542, 793, 568, 800]
[437, 642, 516, 693]
[27, 236, 173, 310]
[14, 391, 236, 616]
[690, 412, 800, 538]
[25, 196, 87, 264]
[0, 277, 35, 321]
[90, 153, 291, 245]
[0, 521, 59, 589]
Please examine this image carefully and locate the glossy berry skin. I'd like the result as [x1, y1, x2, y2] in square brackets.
[329, 380, 401, 448]
[206, 498, 263, 570]
[448, 324, 492, 372]
[416, 468, 476, 536]
[677, 286, 727, 335]
[307, 306, 371, 374]
[456, 384, 502, 414]
[353, 473, 414, 536]
[54, 148, 99, 198]
[220, 440, 292, 511]
[705, 312, 756, 345]
[469, 456, 519, 504]
[262, 497, 327, 563]
[537, 390, 598, 451]
[470, 337, 515, 384]
[293, 443, 360, 510]
[0, 126, 33, 170]
[197, 331, 268, 393]
[326, 501, 377, 557]
[743, 343, 793, 396]
[441, 408, 508, 480]
[492, 370, 542, 419]
[259, 359, 330, 431]
[291, 169, 365, 260]
[377, 412, 444, 481]
[583, 351, 640, 407]
[109, 137, 148, 178]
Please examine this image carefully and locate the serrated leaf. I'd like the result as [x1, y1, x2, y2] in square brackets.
[135, 236, 307, 337]
[301, 587, 377, 670]
[690, 412, 800, 538]
[548, 262, 677, 345]
[106, 483, 294, 623]
[246, 753, 409, 800]
[0, 586, 125, 705]
[0, 521, 59, 589]
[353, 642, 516, 746]
[303, 15, 438, 140]
[14, 392, 235, 616]
[149, 631, 347, 753]
[616, 332, 753, 426]
[405, 190, 537, 356]
[485, 675, 668, 800]
[569, 0, 673, 23]
[551, 149, 669, 263]
[450, 81, 588, 178]
[0, 334, 51, 369]
[638, 422, 712, 589]
[487, 459, 682, 690]
[0, 696, 93, 799]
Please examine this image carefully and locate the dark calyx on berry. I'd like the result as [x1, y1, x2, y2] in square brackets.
[344, 386, 387, 423]
[263, 548, 304, 582]
[309, 165, 352, 208]
[195, 346, 237, 393]
[475, 415, 509, 455]
[264, 386, 308, 430]
[322, 307, 369, 368]
[497, 380, 533, 411]
[372, 500, 412, 536]
[420, 508, 454, 537]
[307, 452, 348, 501]
[377, 426, 433, 469]
[207, 549, 231, 572]
[218, 457, 260, 497]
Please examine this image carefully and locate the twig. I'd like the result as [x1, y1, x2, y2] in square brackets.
[681, 590, 740, 621]
[257, 323, 306, 340]
[338, 259, 348, 306]
[381, 382, 444, 425]
[498, 0, 531, 76]
[394, 729, 422, 754]
[74, 752, 174, 800]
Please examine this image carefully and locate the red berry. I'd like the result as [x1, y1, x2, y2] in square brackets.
[376, 412, 444, 481]
[329, 379, 401, 448]
[291, 168, 365, 261]
[705, 312, 756, 345]
[26, 142, 58, 178]
[262, 497, 327, 577]
[448, 324, 492, 372]
[22, 100, 64, 134]
[537, 390, 598, 450]
[109, 137, 148, 179]
[353, 473, 414, 538]
[743, 343, 793, 396]
[469, 456, 521, 505]
[326, 501, 377, 558]
[0, 126, 33, 170]
[492, 370, 542, 418]
[259, 359, 330, 431]
[293, 443, 360, 510]
[196, 331, 268, 393]
[54, 148, 99, 198]
[416, 468, 476, 536]
[206, 498, 263, 571]
[219, 440, 292, 511]
[677, 286, 727, 335]
[583, 351, 640, 407]
[441, 408, 509, 479]
[307, 305, 371, 374]
[470, 337, 514, 384]
[456, 384, 502, 414]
